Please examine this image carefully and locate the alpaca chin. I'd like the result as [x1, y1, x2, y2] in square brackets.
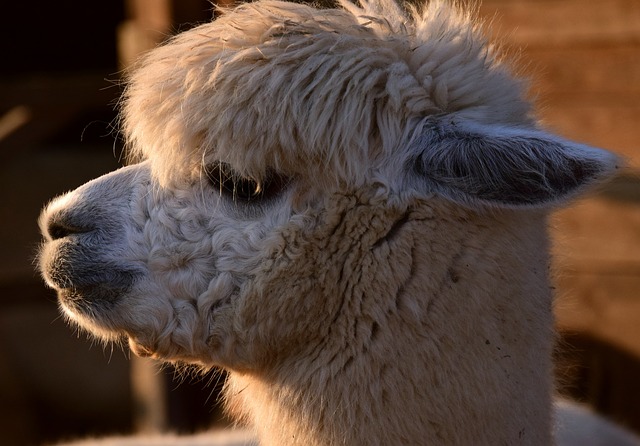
[58, 297, 124, 344]
[127, 337, 156, 358]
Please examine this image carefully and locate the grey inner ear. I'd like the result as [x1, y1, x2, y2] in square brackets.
[412, 118, 615, 207]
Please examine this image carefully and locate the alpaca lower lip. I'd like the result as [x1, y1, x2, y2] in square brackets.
[57, 283, 126, 314]
[58, 287, 116, 317]
[46, 269, 138, 294]
[55, 276, 133, 299]
[39, 238, 142, 292]
[41, 252, 142, 299]
[58, 284, 120, 299]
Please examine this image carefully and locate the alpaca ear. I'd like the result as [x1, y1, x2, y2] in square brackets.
[412, 117, 620, 208]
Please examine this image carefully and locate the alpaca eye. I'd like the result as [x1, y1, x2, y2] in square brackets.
[205, 162, 263, 202]
[205, 162, 291, 203]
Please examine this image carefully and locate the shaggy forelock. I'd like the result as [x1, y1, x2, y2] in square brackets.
[122, 0, 529, 187]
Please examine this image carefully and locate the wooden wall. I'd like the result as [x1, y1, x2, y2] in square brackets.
[478, 0, 640, 431]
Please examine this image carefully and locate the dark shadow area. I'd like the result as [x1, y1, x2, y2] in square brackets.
[0, 3, 124, 76]
[0, 282, 228, 446]
[556, 330, 640, 435]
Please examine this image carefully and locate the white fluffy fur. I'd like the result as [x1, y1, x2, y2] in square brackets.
[38, 0, 627, 445]
[123, 0, 530, 188]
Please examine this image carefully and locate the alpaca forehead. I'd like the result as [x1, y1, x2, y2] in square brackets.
[123, 0, 527, 186]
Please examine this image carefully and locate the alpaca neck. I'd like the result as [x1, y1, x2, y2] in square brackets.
[224, 200, 555, 445]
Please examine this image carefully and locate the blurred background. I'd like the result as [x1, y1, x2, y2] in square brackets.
[0, 0, 638, 444]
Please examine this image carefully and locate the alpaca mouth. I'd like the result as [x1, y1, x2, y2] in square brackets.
[56, 286, 158, 356]
[45, 260, 142, 334]
[55, 284, 134, 338]
[52, 277, 139, 326]
[40, 240, 142, 312]
[57, 284, 124, 311]
[55, 286, 130, 343]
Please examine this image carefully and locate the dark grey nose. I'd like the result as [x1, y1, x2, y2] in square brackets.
[40, 163, 149, 244]
[37, 164, 149, 299]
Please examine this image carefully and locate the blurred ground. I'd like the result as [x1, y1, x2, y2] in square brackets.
[0, 0, 638, 444]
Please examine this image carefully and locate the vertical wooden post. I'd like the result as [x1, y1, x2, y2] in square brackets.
[117, 0, 172, 69]
[130, 356, 169, 434]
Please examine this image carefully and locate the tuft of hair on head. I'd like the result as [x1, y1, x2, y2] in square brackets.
[119, 0, 530, 190]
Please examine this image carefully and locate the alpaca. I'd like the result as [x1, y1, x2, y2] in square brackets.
[38, 0, 626, 444]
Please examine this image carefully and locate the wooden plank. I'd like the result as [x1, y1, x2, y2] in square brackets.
[552, 197, 640, 360]
[0, 74, 121, 163]
[552, 198, 640, 266]
[555, 271, 640, 358]
[0, 74, 119, 109]
[540, 104, 640, 167]
[521, 45, 640, 95]
[479, 0, 640, 47]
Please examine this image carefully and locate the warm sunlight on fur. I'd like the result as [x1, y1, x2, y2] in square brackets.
[38, 1, 636, 445]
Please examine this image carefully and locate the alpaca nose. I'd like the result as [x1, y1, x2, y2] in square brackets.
[40, 162, 150, 242]
[40, 192, 97, 242]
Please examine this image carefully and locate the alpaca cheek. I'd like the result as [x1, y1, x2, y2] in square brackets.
[204, 261, 334, 370]
[222, 200, 418, 368]
[206, 305, 261, 370]
[147, 245, 214, 299]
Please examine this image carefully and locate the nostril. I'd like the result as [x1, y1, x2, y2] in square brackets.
[47, 219, 88, 240]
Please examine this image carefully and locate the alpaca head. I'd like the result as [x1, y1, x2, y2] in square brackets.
[38, 0, 617, 374]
